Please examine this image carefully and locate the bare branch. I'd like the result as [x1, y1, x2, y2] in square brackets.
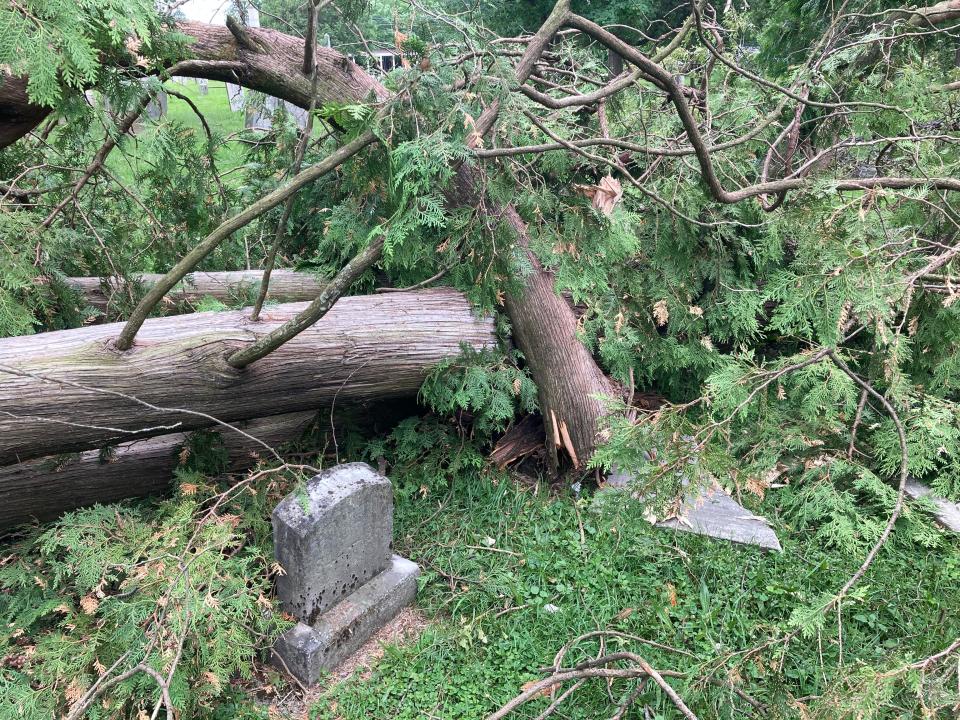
[227, 234, 385, 368]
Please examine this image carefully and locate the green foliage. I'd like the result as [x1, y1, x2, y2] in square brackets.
[364, 416, 488, 500]
[5, 1, 960, 716]
[782, 458, 941, 552]
[421, 346, 537, 434]
[0, 478, 289, 719]
[0, 211, 88, 335]
[0, 0, 164, 107]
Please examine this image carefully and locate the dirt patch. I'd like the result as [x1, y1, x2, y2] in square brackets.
[329, 606, 429, 683]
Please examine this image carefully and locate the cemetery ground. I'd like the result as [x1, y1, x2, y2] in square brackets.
[105, 81, 315, 190]
[6, 4, 960, 715]
[2, 420, 959, 719]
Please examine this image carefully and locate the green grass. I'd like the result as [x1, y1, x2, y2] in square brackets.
[104, 80, 249, 186]
[307, 467, 960, 719]
[2, 423, 958, 720]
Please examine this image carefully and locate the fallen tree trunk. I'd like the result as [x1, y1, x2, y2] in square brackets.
[3, 11, 620, 473]
[67, 270, 325, 314]
[0, 288, 494, 465]
[0, 411, 315, 529]
[0, 398, 416, 529]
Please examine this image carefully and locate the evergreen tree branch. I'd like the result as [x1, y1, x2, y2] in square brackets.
[825, 349, 909, 605]
[164, 87, 230, 210]
[34, 89, 157, 236]
[226, 234, 385, 369]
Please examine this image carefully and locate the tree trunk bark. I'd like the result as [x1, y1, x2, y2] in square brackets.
[0, 411, 315, 529]
[67, 270, 326, 315]
[0, 399, 416, 529]
[0, 288, 494, 465]
[503, 235, 619, 472]
[4, 16, 620, 473]
[448, 166, 618, 471]
[0, 22, 386, 150]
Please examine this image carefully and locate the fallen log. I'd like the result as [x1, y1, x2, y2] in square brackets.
[67, 270, 325, 314]
[0, 289, 495, 465]
[0, 411, 316, 529]
[0, 399, 416, 529]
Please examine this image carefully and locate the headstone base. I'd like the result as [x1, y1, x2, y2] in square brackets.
[273, 554, 419, 685]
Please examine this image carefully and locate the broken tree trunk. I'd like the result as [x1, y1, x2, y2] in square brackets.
[0, 288, 494, 465]
[0, 411, 315, 529]
[448, 166, 619, 472]
[67, 270, 325, 314]
[0, 399, 416, 529]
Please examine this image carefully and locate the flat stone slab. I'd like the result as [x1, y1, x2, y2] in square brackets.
[604, 471, 781, 551]
[273, 463, 393, 624]
[906, 478, 960, 532]
[274, 554, 419, 685]
[655, 482, 782, 551]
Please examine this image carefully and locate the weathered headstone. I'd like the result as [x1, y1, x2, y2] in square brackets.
[284, 101, 309, 129]
[272, 463, 419, 684]
[197, 78, 209, 96]
[145, 91, 167, 121]
[603, 470, 782, 551]
[245, 95, 275, 131]
[906, 478, 960, 533]
[226, 84, 245, 112]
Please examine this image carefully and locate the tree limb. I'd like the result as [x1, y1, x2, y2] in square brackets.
[226, 234, 385, 368]
[114, 130, 376, 350]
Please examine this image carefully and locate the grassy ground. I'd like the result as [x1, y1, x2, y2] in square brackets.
[2, 423, 958, 719]
[104, 80, 250, 186]
[294, 463, 960, 719]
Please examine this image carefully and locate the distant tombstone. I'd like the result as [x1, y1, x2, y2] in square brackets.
[197, 78, 209, 96]
[145, 91, 167, 121]
[272, 463, 419, 684]
[284, 101, 308, 129]
[226, 84, 245, 112]
[245, 95, 276, 130]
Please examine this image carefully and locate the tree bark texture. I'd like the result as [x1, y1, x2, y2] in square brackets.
[0, 411, 315, 529]
[67, 270, 326, 314]
[449, 165, 618, 471]
[0, 289, 494, 465]
[0, 75, 47, 149]
[0, 21, 386, 149]
[4, 14, 619, 471]
[0, 398, 416, 529]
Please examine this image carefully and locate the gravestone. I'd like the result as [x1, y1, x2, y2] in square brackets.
[145, 91, 167, 121]
[906, 478, 960, 533]
[197, 78, 209, 96]
[602, 470, 781, 551]
[226, 83, 245, 112]
[272, 463, 419, 684]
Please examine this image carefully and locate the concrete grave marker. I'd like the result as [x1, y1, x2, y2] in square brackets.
[272, 463, 419, 684]
[603, 470, 781, 551]
[906, 478, 960, 533]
